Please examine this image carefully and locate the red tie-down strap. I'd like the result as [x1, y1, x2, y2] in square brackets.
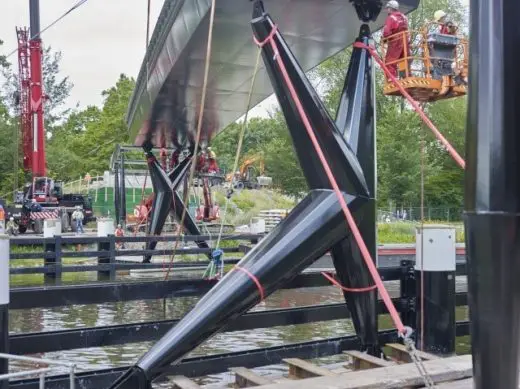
[321, 271, 378, 292]
[233, 265, 265, 301]
[253, 25, 406, 335]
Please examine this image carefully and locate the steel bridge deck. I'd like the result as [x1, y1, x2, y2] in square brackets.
[127, 0, 419, 148]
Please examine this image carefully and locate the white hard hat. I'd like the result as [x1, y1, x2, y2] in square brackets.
[9, 217, 14, 221]
[434, 10, 447, 22]
[117, 224, 121, 228]
[386, 0, 399, 10]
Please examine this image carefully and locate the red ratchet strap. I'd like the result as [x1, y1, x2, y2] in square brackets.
[353, 41, 465, 170]
[234, 265, 265, 301]
[254, 28, 406, 335]
[321, 272, 377, 293]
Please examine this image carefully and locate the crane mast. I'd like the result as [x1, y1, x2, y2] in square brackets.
[16, 27, 32, 171]
[16, 0, 46, 178]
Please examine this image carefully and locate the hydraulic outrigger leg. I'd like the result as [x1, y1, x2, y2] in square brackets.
[108, 2, 383, 387]
[142, 142, 209, 263]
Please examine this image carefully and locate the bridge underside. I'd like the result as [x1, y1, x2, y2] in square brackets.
[127, 0, 419, 148]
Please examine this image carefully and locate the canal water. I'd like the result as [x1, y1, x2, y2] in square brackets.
[9, 272, 469, 386]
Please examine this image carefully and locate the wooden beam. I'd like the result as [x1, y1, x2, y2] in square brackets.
[283, 358, 336, 379]
[230, 367, 273, 387]
[250, 355, 472, 389]
[385, 342, 441, 363]
[170, 375, 201, 389]
[343, 350, 397, 370]
[435, 379, 473, 388]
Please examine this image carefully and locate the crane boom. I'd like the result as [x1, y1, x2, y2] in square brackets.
[16, 0, 46, 178]
[28, 0, 46, 177]
[16, 27, 32, 171]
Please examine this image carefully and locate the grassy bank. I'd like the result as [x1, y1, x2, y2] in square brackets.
[378, 222, 464, 243]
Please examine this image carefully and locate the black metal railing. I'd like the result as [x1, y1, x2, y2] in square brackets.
[7, 235, 469, 389]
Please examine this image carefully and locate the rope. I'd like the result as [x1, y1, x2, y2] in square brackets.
[353, 41, 465, 170]
[256, 29, 406, 336]
[358, 39, 437, 389]
[321, 272, 377, 293]
[215, 48, 263, 250]
[163, 0, 217, 280]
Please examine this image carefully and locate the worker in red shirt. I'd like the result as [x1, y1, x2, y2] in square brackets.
[434, 10, 457, 35]
[383, 0, 410, 78]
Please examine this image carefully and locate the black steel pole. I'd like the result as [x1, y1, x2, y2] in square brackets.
[415, 226, 456, 355]
[0, 235, 9, 389]
[114, 162, 120, 225]
[466, 0, 520, 387]
[29, 0, 40, 37]
[121, 153, 127, 226]
[331, 25, 379, 356]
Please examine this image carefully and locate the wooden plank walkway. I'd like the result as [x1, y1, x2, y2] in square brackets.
[236, 355, 472, 389]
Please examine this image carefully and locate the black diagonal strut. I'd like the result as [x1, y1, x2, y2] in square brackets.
[251, 9, 379, 354]
[108, 190, 362, 388]
[143, 145, 209, 263]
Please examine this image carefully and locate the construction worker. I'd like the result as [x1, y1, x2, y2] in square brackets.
[0, 204, 5, 233]
[206, 147, 219, 173]
[72, 206, 85, 234]
[115, 224, 125, 249]
[434, 10, 457, 35]
[383, 0, 410, 78]
[6, 217, 18, 236]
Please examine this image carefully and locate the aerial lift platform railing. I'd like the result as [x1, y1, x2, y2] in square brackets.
[381, 21, 468, 102]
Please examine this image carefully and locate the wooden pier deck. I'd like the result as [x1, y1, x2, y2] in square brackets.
[169, 343, 473, 389]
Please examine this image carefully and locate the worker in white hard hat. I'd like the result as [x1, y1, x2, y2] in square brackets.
[6, 217, 18, 236]
[72, 206, 85, 234]
[383, 0, 410, 78]
[434, 10, 457, 35]
[115, 223, 125, 249]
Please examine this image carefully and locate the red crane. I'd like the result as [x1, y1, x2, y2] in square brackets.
[16, 27, 32, 171]
[16, 0, 46, 178]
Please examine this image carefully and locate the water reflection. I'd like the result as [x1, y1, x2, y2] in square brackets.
[8, 273, 469, 385]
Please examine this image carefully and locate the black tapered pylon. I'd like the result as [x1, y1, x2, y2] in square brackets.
[109, 190, 361, 388]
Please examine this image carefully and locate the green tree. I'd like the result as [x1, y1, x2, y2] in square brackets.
[2, 46, 73, 130]
[46, 74, 135, 180]
[0, 39, 24, 198]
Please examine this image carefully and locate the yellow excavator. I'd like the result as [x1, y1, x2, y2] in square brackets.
[226, 154, 270, 189]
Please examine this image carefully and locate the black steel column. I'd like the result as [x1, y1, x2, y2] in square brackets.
[399, 260, 416, 329]
[120, 153, 127, 226]
[466, 0, 520, 387]
[415, 226, 456, 355]
[331, 26, 379, 355]
[0, 234, 9, 389]
[114, 162, 120, 225]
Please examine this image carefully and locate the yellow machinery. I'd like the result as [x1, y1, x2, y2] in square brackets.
[381, 22, 468, 103]
[226, 155, 267, 189]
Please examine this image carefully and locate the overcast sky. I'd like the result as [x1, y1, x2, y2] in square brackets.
[0, 0, 164, 110]
[1, 0, 470, 113]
